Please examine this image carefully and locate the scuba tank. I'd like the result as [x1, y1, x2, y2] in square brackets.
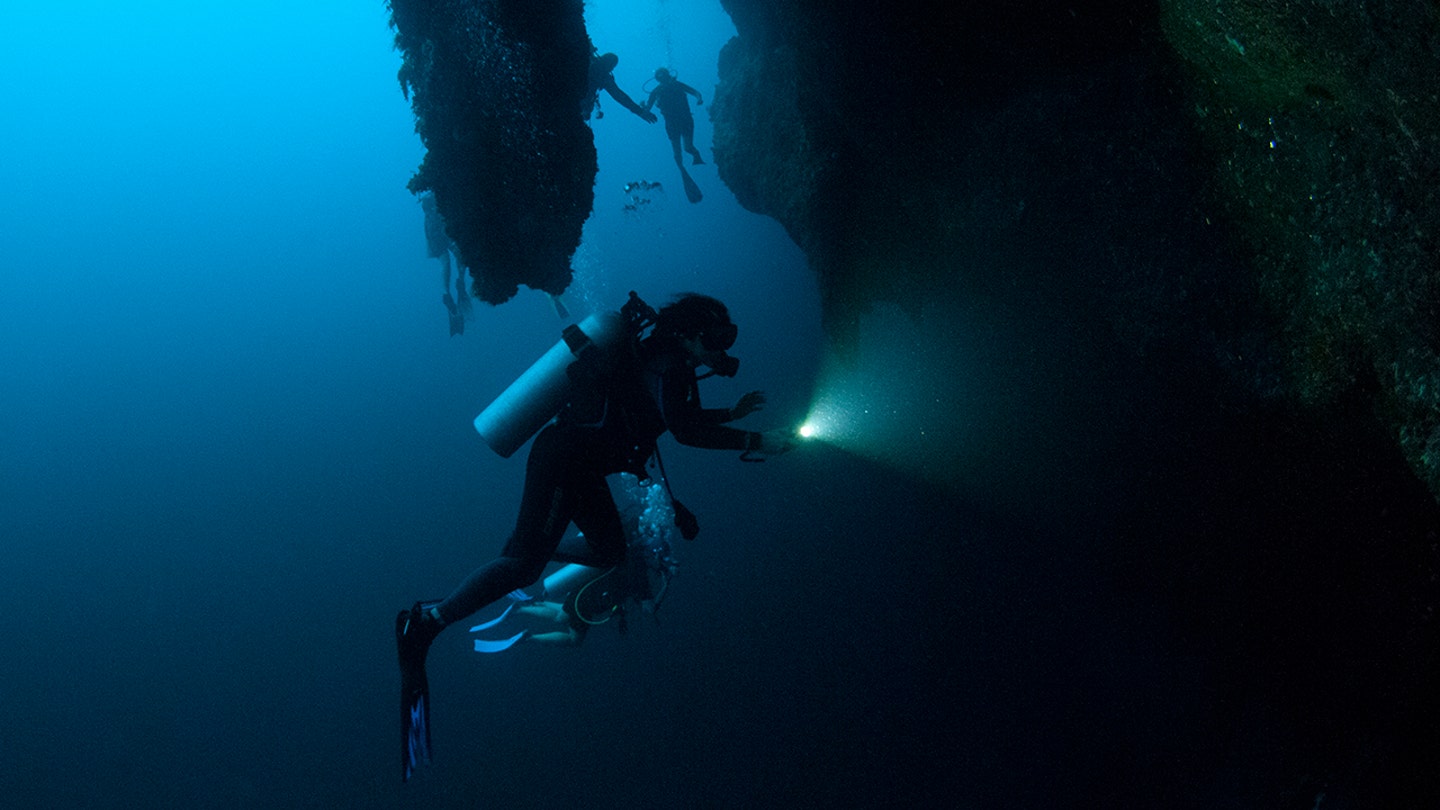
[473, 310, 626, 458]
[541, 562, 607, 598]
[473, 293, 657, 458]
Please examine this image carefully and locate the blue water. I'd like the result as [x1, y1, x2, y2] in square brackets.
[0, 2, 873, 806]
[0, 2, 1208, 807]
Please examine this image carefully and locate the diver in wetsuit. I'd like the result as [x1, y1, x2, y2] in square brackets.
[395, 294, 793, 781]
[586, 52, 657, 124]
[469, 475, 684, 651]
[643, 69, 706, 202]
[422, 192, 471, 336]
[473, 532, 679, 650]
[643, 68, 705, 167]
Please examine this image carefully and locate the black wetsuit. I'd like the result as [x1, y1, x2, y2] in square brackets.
[648, 81, 699, 140]
[434, 338, 750, 626]
[586, 58, 649, 120]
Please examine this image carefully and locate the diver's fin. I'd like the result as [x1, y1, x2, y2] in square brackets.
[681, 168, 703, 203]
[467, 603, 516, 633]
[473, 631, 527, 654]
[401, 681, 431, 781]
[396, 605, 439, 782]
[548, 293, 570, 320]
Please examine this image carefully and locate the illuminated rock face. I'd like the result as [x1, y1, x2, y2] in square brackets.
[712, 0, 1154, 348]
[709, 1, 1440, 804]
[713, 0, 1440, 506]
[388, 0, 596, 303]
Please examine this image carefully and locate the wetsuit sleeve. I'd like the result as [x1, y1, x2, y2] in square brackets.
[603, 76, 649, 117]
[694, 406, 733, 425]
[658, 366, 754, 450]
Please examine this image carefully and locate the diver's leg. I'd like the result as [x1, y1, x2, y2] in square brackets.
[433, 554, 544, 627]
[514, 602, 569, 624]
[554, 471, 626, 568]
[433, 426, 580, 627]
[670, 134, 684, 167]
[396, 414, 583, 783]
[454, 268, 473, 317]
[683, 130, 703, 164]
[526, 627, 582, 646]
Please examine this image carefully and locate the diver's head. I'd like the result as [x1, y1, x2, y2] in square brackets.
[654, 67, 675, 83]
[655, 294, 740, 376]
[597, 52, 619, 72]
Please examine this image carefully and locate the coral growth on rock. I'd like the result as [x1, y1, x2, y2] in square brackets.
[388, 0, 596, 303]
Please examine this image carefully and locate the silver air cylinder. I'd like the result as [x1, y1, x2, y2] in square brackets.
[542, 563, 607, 599]
[473, 311, 625, 458]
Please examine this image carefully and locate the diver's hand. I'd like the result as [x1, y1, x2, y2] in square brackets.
[731, 390, 767, 420]
[641, 110, 657, 123]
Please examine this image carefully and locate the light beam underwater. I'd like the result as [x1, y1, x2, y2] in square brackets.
[793, 304, 961, 484]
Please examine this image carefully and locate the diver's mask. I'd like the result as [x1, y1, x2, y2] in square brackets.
[698, 321, 736, 353]
[696, 321, 739, 378]
[699, 351, 739, 378]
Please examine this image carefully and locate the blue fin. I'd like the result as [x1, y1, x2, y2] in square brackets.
[396, 606, 434, 782]
[403, 692, 430, 781]
[467, 603, 515, 633]
[473, 631, 527, 653]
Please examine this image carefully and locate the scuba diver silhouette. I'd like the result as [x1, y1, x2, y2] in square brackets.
[469, 473, 683, 651]
[643, 68, 706, 203]
[586, 52, 657, 124]
[421, 192, 471, 336]
[394, 292, 794, 782]
[470, 523, 681, 651]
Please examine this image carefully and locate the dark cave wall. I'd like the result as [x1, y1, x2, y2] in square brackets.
[712, 0, 1440, 505]
[710, 0, 1440, 805]
[713, 0, 1160, 345]
[1160, 0, 1440, 506]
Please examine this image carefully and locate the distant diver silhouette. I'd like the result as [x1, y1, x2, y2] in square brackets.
[423, 193, 472, 335]
[643, 69, 705, 204]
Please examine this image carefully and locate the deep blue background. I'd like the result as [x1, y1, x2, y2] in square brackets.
[0, 2, 898, 806]
[0, 2, 1257, 807]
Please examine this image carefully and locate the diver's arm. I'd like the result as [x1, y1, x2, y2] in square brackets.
[514, 602, 568, 623]
[729, 390, 766, 421]
[680, 82, 703, 105]
[700, 392, 765, 425]
[660, 367, 754, 449]
[694, 405, 733, 425]
[513, 602, 583, 646]
[604, 77, 654, 120]
[524, 628, 583, 647]
[642, 88, 659, 112]
[750, 429, 798, 456]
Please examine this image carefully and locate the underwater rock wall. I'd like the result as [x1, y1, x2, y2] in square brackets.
[387, 0, 595, 303]
[713, 0, 1156, 348]
[1160, 0, 1440, 504]
[711, 0, 1440, 805]
[712, 0, 1253, 505]
[714, 0, 1440, 502]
